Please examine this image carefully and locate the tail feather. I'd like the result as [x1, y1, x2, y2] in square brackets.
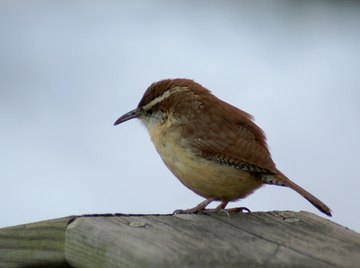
[263, 173, 332, 217]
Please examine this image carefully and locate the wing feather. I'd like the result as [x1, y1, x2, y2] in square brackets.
[179, 96, 277, 175]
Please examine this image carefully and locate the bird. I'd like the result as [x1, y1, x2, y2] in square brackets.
[114, 78, 332, 216]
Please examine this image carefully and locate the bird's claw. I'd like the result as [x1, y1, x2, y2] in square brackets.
[173, 206, 251, 216]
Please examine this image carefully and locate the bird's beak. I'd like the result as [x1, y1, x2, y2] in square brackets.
[114, 108, 139, 126]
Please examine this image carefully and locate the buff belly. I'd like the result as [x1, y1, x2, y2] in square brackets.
[149, 127, 263, 201]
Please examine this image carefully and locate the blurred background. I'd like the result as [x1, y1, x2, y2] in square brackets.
[1, 1, 359, 232]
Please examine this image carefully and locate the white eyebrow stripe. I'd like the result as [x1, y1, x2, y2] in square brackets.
[143, 86, 188, 111]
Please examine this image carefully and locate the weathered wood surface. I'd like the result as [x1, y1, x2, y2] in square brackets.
[0, 211, 359, 268]
[0, 216, 74, 268]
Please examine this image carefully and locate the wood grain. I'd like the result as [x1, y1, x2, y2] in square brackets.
[64, 211, 360, 268]
[1, 211, 359, 268]
[0, 216, 74, 268]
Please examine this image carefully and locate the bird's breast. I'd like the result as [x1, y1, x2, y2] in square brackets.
[147, 123, 263, 201]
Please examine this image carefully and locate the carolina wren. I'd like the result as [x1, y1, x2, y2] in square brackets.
[114, 79, 332, 216]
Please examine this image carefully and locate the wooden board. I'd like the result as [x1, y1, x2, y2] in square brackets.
[0, 216, 74, 267]
[1, 211, 359, 267]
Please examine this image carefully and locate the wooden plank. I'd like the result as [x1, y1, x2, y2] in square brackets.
[211, 211, 360, 267]
[1, 212, 359, 267]
[64, 211, 360, 268]
[0, 216, 74, 268]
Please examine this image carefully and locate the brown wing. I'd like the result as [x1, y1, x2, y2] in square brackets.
[181, 96, 277, 175]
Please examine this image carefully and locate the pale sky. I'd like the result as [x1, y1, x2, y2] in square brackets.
[1, 1, 360, 232]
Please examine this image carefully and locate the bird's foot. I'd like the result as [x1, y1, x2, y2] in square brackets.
[224, 207, 251, 213]
[205, 206, 251, 217]
[173, 199, 251, 216]
[173, 198, 215, 214]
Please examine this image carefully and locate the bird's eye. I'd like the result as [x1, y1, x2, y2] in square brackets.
[146, 108, 153, 115]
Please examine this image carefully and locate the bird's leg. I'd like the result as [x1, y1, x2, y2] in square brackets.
[173, 198, 215, 214]
[173, 199, 251, 215]
[216, 201, 229, 210]
[208, 201, 231, 217]
[176, 201, 230, 216]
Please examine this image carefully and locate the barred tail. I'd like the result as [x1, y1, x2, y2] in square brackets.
[262, 173, 332, 217]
